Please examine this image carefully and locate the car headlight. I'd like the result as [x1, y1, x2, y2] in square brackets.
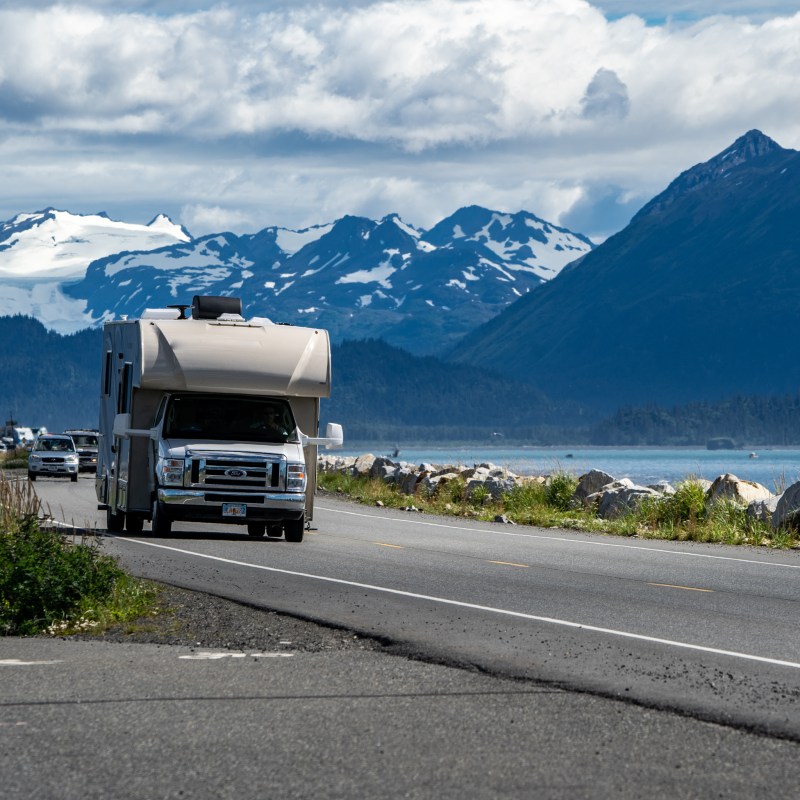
[286, 462, 306, 491]
[66, 454, 79, 464]
[29, 454, 41, 463]
[159, 458, 185, 486]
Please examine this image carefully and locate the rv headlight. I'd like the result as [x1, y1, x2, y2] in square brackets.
[286, 462, 306, 492]
[159, 458, 185, 486]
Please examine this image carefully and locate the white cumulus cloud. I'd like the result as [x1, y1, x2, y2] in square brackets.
[0, 0, 797, 242]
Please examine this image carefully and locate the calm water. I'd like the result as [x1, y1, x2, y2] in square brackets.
[334, 446, 800, 491]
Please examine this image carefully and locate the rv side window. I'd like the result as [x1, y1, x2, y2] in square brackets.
[103, 350, 112, 396]
[154, 396, 168, 427]
[118, 362, 133, 414]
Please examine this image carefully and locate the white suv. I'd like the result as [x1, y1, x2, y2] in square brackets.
[27, 434, 80, 482]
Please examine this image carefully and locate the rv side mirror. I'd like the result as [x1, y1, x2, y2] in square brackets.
[112, 413, 160, 440]
[324, 423, 344, 448]
[298, 422, 344, 449]
[112, 413, 132, 439]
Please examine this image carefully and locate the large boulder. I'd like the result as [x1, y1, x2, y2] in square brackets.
[572, 469, 615, 507]
[369, 456, 398, 479]
[593, 481, 663, 519]
[648, 481, 676, 496]
[706, 473, 773, 507]
[772, 482, 800, 530]
[418, 471, 460, 498]
[466, 474, 517, 501]
[351, 453, 378, 477]
[747, 496, 780, 524]
[396, 468, 420, 496]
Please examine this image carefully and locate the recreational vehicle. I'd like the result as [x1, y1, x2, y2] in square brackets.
[96, 296, 343, 540]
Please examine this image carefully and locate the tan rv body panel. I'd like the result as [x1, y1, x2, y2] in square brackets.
[138, 319, 331, 397]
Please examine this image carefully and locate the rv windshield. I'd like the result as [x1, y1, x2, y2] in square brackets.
[163, 394, 297, 444]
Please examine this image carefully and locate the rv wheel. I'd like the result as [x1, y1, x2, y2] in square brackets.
[266, 524, 283, 538]
[284, 516, 304, 543]
[151, 498, 172, 536]
[106, 508, 125, 533]
[126, 515, 144, 534]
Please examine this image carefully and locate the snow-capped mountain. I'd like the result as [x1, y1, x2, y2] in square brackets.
[0, 204, 592, 353]
[0, 208, 190, 280]
[0, 208, 191, 332]
[62, 206, 592, 354]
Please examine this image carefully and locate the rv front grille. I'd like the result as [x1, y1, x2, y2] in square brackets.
[187, 454, 285, 492]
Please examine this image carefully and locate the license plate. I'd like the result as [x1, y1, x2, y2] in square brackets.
[222, 503, 247, 518]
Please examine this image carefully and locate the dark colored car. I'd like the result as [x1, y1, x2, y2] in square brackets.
[64, 429, 100, 472]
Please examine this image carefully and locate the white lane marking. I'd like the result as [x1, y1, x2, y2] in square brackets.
[0, 659, 63, 666]
[318, 505, 800, 571]
[179, 652, 294, 660]
[118, 537, 800, 671]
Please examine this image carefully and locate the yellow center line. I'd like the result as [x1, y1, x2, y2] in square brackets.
[373, 542, 404, 549]
[488, 560, 529, 568]
[648, 583, 714, 593]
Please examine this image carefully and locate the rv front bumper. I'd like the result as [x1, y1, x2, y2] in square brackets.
[157, 488, 306, 522]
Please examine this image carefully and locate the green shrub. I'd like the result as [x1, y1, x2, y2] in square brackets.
[468, 483, 491, 506]
[1, 521, 127, 635]
[546, 471, 578, 511]
[640, 480, 707, 528]
[1, 471, 159, 636]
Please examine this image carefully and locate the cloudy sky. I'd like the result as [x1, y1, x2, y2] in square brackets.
[0, 1, 798, 242]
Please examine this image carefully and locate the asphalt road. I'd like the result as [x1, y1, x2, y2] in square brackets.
[4, 474, 800, 798]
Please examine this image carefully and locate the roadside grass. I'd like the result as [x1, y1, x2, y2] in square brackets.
[0, 471, 160, 636]
[318, 471, 797, 549]
[0, 447, 29, 471]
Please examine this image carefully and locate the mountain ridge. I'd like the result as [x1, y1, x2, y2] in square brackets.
[448, 129, 800, 411]
[36, 205, 593, 354]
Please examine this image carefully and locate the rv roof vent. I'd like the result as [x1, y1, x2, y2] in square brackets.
[191, 295, 243, 320]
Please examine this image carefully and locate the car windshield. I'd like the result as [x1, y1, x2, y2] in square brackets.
[70, 434, 98, 447]
[35, 438, 75, 452]
[163, 395, 297, 444]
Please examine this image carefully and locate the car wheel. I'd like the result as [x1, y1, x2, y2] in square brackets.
[266, 523, 283, 539]
[151, 497, 172, 536]
[284, 516, 305, 543]
[247, 522, 266, 537]
[70, 474, 78, 483]
[106, 507, 125, 533]
[28, 472, 36, 482]
[126, 515, 144, 534]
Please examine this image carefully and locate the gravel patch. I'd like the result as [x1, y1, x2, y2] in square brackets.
[66, 581, 384, 652]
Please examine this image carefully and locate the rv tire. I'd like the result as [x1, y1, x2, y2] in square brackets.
[284, 516, 304, 543]
[106, 507, 125, 533]
[151, 498, 172, 536]
[266, 524, 283, 538]
[126, 515, 144, 534]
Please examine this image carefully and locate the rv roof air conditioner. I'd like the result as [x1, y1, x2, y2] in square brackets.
[191, 295, 243, 320]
